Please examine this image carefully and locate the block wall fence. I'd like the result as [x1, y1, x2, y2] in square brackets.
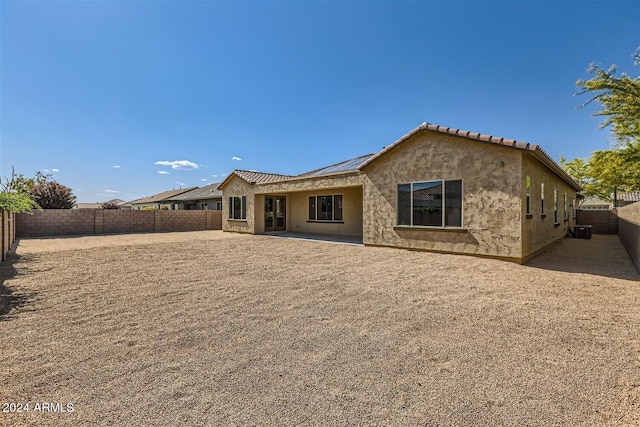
[16, 209, 222, 238]
[1, 211, 16, 261]
[576, 209, 618, 234]
[616, 203, 640, 274]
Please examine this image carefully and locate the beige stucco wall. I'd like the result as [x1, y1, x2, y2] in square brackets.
[521, 153, 578, 259]
[362, 131, 525, 260]
[221, 172, 365, 236]
[286, 187, 363, 237]
[221, 175, 255, 234]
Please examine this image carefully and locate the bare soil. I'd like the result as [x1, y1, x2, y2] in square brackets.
[1, 231, 639, 426]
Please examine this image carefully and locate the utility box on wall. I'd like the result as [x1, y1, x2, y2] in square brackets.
[574, 225, 592, 239]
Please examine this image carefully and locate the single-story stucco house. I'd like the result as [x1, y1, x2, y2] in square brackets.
[218, 122, 582, 263]
[164, 183, 223, 210]
[128, 187, 197, 210]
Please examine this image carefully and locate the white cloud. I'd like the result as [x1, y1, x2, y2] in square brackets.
[220, 173, 227, 176]
[113, 165, 121, 169]
[157, 171, 170, 175]
[105, 189, 120, 193]
[52, 168, 60, 173]
[211, 174, 218, 178]
[231, 156, 242, 161]
[177, 182, 186, 186]
[44, 169, 50, 172]
[200, 178, 207, 182]
[154, 160, 199, 170]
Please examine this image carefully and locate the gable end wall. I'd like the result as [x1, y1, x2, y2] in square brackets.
[362, 131, 524, 259]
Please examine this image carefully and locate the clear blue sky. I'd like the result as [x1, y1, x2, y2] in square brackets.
[1, 1, 638, 202]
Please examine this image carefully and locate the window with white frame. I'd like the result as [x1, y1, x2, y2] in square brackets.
[228, 196, 246, 220]
[397, 179, 462, 228]
[308, 195, 343, 221]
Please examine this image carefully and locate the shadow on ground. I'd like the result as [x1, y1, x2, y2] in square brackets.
[0, 252, 38, 321]
[526, 234, 640, 281]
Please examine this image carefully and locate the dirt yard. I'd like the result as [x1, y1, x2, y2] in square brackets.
[1, 231, 639, 426]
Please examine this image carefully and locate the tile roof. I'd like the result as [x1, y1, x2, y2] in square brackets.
[297, 153, 376, 178]
[166, 183, 223, 201]
[614, 191, 640, 202]
[74, 198, 125, 209]
[358, 122, 581, 191]
[130, 187, 198, 204]
[233, 170, 294, 184]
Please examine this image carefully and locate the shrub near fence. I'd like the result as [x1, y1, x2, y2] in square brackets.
[16, 209, 222, 238]
[617, 202, 640, 274]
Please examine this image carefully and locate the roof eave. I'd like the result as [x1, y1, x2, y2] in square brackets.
[259, 169, 361, 185]
[359, 122, 582, 192]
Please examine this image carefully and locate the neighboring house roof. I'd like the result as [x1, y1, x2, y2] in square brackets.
[129, 187, 198, 205]
[166, 183, 223, 201]
[613, 191, 640, 203]
[74, 199, 125, 209]
[297, 153, 376, 178]
[581, 196, 610, 207]
[75, 203, 102, 209]
[358, 122, 582, 191]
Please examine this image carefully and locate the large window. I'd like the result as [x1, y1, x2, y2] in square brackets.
[397, 179, 462, 228]
[228, 196, 246, 220]
[308, 195, 343, 221]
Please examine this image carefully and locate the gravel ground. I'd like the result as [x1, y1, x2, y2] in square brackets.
[0, 231, 639, 426]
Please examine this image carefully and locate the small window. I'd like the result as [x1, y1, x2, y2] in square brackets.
[563, 193, 568, 220]
[308, 195, 343, 222]
[541, 183, 545, 215]
[215, 201, 222, 210]
[572, 197, 576, 218]
[397, 179, 463, 228]
[553, 190, 558, 223]
[308, 197, 316, 220]
[334, 195, 343, 221]
[228, 196, 246, 220]
[525, 176, 531, 215]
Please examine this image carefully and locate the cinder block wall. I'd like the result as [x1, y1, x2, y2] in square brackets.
[16, 210, 222, 238]
[102, 210, 155, 234]
[1, 211, 16, 261]
[617, 202, 640, 273]
[576, 209, 618, 234]
[16, 210, 95, 237]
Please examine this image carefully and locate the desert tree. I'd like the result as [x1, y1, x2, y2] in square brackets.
[576, 48, 640, 146]
[29, 181, 76, 209]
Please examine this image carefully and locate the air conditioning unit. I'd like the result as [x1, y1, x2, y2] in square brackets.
[574, 225, 592, 239]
